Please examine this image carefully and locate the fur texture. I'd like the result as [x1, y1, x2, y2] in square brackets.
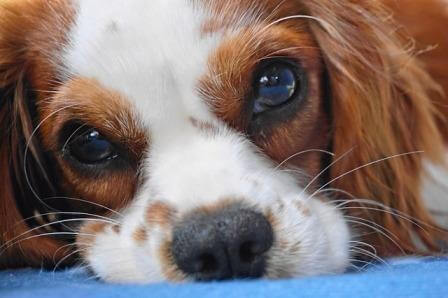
[0, 0, 447, 283]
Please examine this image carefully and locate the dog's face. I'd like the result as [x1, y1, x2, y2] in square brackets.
[50, 0, 349, 282]
[1, 0, 446, 283]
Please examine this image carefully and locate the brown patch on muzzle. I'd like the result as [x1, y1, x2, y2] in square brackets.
[146, 201, 177, 227]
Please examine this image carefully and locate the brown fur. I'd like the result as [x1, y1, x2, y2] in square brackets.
[76, 221, 108, 261]
[302, 0, 447, 255]
[199, 21, 329, 178]
[158, 240, 187, 281]
[146, 202, 177, 227]
[39, 77, 148, 212]
[0, 0, 148, 268]
[0, 0, 447, 270]
[133, 226, 148, 244]
[384, 0, 448, 141]
[201, 0, 448, 255]
[189, 117, 220, 135]
[0, 0, 76, 269]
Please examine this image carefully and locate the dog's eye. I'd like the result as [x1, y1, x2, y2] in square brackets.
[67, 129, 118, 164]
[252, 61, 300, 114]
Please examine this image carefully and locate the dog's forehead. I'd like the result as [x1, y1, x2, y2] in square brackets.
[64, 0, 227, 124]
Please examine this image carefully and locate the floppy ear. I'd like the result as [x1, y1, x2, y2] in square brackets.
[0, 0, 72, 268]
[303, 1, 446, 255]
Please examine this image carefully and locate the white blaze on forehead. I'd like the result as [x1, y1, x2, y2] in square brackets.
[64, 0, 219, 126]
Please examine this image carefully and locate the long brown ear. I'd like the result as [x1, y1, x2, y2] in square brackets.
[0, 0, 73, 268]
[0, 80, 67, 269]
[303, 0, 446, 255]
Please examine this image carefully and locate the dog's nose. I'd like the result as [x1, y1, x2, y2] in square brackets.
[171, 206, 273, 281]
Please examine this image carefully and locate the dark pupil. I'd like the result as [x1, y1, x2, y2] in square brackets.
[254, 64, 297, 114]
[69, 130, 115, 164]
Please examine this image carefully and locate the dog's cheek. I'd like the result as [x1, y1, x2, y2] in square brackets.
[76, 200, 185, 283]
[51, 158, 138, 214]
[263, 199, 312, 278]
[264, 197, 351, 278]
[76, 221, 150, 283]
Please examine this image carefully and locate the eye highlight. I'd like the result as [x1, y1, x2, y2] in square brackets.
[252, 61, 301, 115]
[64, 127, 118, 165]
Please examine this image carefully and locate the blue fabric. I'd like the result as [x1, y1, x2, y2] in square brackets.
[1, 258, 448, 298]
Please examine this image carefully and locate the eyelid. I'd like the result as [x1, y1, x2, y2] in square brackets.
[59, 121, 119, 151]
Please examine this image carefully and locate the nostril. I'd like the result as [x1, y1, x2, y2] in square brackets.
[239, 241, 258, 264]
[194, 253, 219, 275]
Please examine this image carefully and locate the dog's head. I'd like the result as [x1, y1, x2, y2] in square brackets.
[0, 0, 445, 282]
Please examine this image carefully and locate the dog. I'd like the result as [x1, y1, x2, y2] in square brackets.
[0, 0, 447, 283]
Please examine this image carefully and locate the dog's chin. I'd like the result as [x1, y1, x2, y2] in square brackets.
[77, 194, 350, 284]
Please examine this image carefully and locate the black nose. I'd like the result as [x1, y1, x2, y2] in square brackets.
[171, 206, 273, 281]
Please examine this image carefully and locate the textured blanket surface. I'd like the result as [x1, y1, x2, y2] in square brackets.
[1, 258, 448, 298]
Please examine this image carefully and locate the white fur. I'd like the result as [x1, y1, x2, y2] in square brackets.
[63, 0, 351, 283]
[422, 152, 448, 227]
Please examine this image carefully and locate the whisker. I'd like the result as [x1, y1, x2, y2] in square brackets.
[52, 242, 78, 264]
[327, 194, 442, 233]
[261, 14, 335, 34]
[349, 247, 389, 266]
[315, 188, 359, 201]
[345, 216, 406, 254]
[299, 147, 355, 198]
[274, 149, 335, 170]
[53, 248, 88, 273]
[341, 206, 431, 236]
[239, 10, 326, 65]
[0, 218, 111, 254]
[308, 151, 424, 200]
[349, 240, 378, 256]
[61, 123, 88, 153]
[41, 197, 123, 218]
[1, 231, 95, 255]
[348, 258, 382, 271]
[16, 211, 118, 228]
[346, 216, 400, 240]
[255, 46, 321, 64]
[347, 262, 362, 272]
[23, 104, 81, 210]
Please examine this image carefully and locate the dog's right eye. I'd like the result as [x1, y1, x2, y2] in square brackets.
[59, 122, 134, 174]
[60, 124, 120, 167]
[67, 129, 118, 164]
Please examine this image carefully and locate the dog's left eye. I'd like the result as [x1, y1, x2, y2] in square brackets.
[67, 129, 118, 164]
[252, 61, 299, 114]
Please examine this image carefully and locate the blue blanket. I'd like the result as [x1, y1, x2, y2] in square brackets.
[1, 258, 448, 298]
